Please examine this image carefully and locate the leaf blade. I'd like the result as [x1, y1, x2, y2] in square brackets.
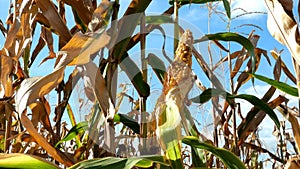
[55, 121, 88, 147]
[0, 153, 59, 169]
[183, 136, 246, 169]
[251, 73, 298, 97]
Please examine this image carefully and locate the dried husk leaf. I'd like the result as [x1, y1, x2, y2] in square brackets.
[238, 95, 287, 144]
[35, 0, 72, 45]
[285, 157, 300, 169]
[271, 49, 297, 83]
[265, 0, 300, 65]
[56, 31, 110, 67]
[277, 105, 300, 154]
[20, 112, 74, 166]
[61, 0, 94, 28]
[0, 49, 13, 97]
[15, 29, 110, 165]
[79, 61, 115, 119]
[39, 27, 55, 65]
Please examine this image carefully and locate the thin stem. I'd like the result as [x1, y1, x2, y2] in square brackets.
[174, 0, 179, 54]
[226, 1, 238, 155]
[140, 13, 148, 154]
[4, 104, 12, 152]
[291, 58, 300, 117]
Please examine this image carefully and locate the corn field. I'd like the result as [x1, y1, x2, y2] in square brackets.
[0, 0, 300, 168]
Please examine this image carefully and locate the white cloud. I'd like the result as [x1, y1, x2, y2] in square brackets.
[231, 0, 267, 19]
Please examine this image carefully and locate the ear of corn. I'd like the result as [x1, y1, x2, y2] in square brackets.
[153, 30, 194, 168]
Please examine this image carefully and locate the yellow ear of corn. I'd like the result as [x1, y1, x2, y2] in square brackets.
[154, 30, 194, 168]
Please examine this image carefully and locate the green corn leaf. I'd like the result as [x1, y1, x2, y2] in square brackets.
[183, 136, 246, 169]
[0, 153, 59, 169]
[112, 0, 151, 61]
[147, 53, 166, 84]
[55, 121, 88, 147]
[251, 73, 298, 97]
[191, 88, 280, 129]
[222, 0, 231, 19]
[114, 114, 140, 134]
[190, 88, 228, 104]
[228, 94, 280, 129]
[157, 100, 184, 168]
[194, 33, 255, 59]
[195, 32, 255, 75]
[68, 156, 169, 169]
[119, 51, 150, 97]
[144, 15, 174, 25]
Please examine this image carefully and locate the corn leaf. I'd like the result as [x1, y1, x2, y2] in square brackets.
[169, 0, 221, 5]
[195, 32, 255, 74]
[147, 53, 166, 84]
[145, 15, 174, 25]
[265, 0, 300, 66]
[183, 136, 246, 169]
[119, 52, 150, 97]
[222, 0, 231, 19]
[112, 0, 151, 61]
[228, 94, 280, 129]
[157, 100, 184, 168]
[0, 153, 59, 169]
[251, 73, 298, 97]
[195, 32, 255, 59]
[35, 0, 72, 45]
[190, 88, 228, 104]
[55, 121, 88, 147]
[68, 156, 169, 169]
[114, 114, 140, 134]
[191, 88, 280, 129]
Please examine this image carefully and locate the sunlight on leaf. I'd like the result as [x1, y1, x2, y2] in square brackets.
[183, 136, 246, 169]
[0, 153, 59, 169]
[69, 156, 169, 169]
[55, 121, 88, 147]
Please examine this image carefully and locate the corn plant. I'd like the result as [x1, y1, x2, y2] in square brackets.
[0, 0, 299, 169]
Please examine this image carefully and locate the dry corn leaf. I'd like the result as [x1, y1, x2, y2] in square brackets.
[271, 49, 297, 83]
[234, 47, 269, 93]
[277, 105, 300, 154]
[238, 95, 287, 144]
[4, 17, 21, 52]
[0, 49, 13, 97]
[79, 61, 115, 119]
[265, 0, 300, 65]
[61, 0, 94, 28]
[39, 27, 55, 65]
[16, 30, 110, 113]
[88, 0, 114, 32]
[20, 112, 74, 166]
[35, 0, 72, 45]
[1, 0, 38, 97]
[285, 158, 300, 169]
[213, 51, 241, 71]
[29, 98, 53, 134]
[79, 61, 115, 152]
[15, 29, 110, 165]
[0, 20, 7, 36]
[231, 34, 260, 79]
[273, 54, 282, 81]
[56, 30, 110, 67]
[29, 35, 45, 67]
